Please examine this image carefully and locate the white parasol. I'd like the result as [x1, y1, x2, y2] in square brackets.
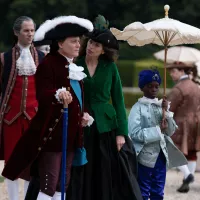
[154, 46, 200, 65]
[110, 5, 200, 95]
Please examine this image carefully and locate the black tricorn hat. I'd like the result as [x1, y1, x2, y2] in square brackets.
[34, 16, 93, 44]
[87, 29, 119, 50]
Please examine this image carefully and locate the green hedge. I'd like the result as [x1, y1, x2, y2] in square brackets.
[0, 176, 4, 183]
[118, 43, 162, 60]
[117, 60, 134, 87]
[117, 59, 175, 88]
[123, 92, 143, 108]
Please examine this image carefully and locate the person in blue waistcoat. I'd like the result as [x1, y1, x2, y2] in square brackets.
[128, 69, 187, 200]
[2, 16, 94, 200]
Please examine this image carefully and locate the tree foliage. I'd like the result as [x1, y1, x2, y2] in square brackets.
[1, 0, 200, 59]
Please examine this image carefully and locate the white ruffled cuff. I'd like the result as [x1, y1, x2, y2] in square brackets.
[165, 111, 174, 118]
[165, 101, 174, 118]
[55, 87, 66, 103]
[167, 101, 171, 111]
[83, 112, 94, 127]
[87, 115, 94, 126]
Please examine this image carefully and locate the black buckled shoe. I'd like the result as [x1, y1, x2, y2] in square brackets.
[177, 174, 194, 193]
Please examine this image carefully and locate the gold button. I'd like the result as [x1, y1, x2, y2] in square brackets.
[55, 119, 59, 122]
[67, 76, 69, 79]
[65, 65, 68, 68]
[38, 147, 41, 151]
[49, 137, 52, 140]
[61, 109, 64, 113]
[78, 105, 79, 107]
[43, 137, 47, 141]
[49, 128, 53, 131]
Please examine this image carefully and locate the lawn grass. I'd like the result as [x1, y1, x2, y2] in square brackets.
[0, 176, 4, 183]
[126, 108, 131, 117]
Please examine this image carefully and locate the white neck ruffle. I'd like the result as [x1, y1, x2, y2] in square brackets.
[16, 44, 36, 76]
[138, 96, 171, 113]
[68, 63, 87, 81]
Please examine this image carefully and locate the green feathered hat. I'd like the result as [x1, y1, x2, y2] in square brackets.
[94, 15, 109, 30]
[87, 15, 119, 50]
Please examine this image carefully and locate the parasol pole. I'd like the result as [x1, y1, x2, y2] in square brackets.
[162, 44, 168, 120]
[162, 5, 170, 119]
[163, 40, 168, 96]
[163, 4, 170, 97]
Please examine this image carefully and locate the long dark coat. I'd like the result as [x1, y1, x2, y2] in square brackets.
[2, 52, 84, 180]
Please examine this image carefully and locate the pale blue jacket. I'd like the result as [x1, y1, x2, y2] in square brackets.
[128, 98, 187, 169]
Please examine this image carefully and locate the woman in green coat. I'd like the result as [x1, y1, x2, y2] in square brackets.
[68, 17, 142, 200]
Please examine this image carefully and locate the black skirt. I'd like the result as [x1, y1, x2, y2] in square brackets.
[67, 124, 142, 200]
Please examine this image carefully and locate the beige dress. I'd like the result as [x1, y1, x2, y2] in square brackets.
[168, 77, 200, 155]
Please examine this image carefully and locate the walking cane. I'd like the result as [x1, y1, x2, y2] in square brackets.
[61, 103, 68, 200]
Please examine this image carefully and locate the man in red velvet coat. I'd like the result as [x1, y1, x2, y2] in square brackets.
[2, 16, 94, 200]
[0, 16, 44, 200]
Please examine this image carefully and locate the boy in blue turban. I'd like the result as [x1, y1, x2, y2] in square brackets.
[128, 69, 187, 200]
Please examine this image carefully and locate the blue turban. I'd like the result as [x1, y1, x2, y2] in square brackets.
[138, 69, 162, 89]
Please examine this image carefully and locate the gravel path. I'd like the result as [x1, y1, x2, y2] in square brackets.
[0, 161, 199, 200]
[164, 170, 200, 200]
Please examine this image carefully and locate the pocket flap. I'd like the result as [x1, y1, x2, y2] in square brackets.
[5, 105, 11, 114]
[104, 106, 116, 119]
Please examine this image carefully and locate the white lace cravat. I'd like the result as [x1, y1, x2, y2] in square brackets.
[16, 44, 36, 76]
[68, 63, 87, 81]
[61, 54, 87, 81]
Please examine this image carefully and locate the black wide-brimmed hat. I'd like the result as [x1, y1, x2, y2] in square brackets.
[33, 39, 52, 47]
[34, 16, 93, 44]
[86, 15, 119, 50]
[87, 29, 119, 50]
